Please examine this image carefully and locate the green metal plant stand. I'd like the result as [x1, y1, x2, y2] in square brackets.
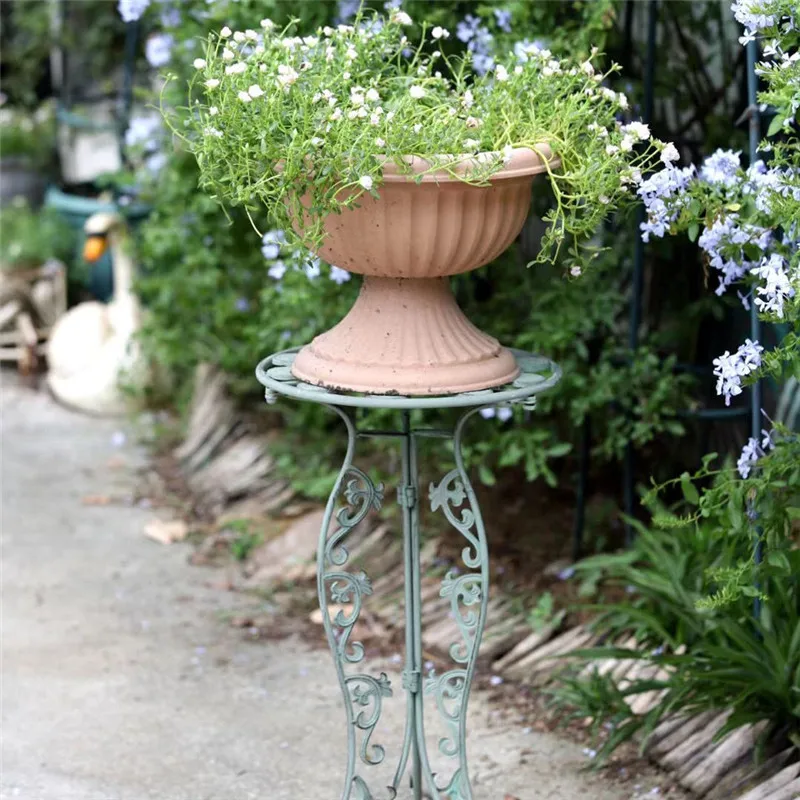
[257, 347, 561, 800]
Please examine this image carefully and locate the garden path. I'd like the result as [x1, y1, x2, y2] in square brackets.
[1, 380, 675, 800]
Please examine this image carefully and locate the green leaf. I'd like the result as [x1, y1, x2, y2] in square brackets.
[767, 114, 785, 137]
[688, 222, 700, 242]
[680, 472, 700, 505]
[478, 463, 496, 486]
[766, 550, 791, 573]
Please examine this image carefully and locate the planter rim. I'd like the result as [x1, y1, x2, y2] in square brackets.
[377, 144, 559, 183]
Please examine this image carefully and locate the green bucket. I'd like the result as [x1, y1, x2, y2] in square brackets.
[44, 186, 151, 301]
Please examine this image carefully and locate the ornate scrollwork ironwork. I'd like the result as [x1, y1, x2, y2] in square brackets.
[317, 408, 393, 800]
[424, 407, 490, 800]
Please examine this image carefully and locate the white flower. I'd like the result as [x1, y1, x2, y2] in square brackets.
[193, 58, 207, 69]
[237, 91, 252, 103]
[375, 137, 385, 148]
[514, 65, 523, 75]
[501, 144, 514, 164]
[581, 60, 594, 75]
[620, 135, 635, 152]
[346, 47, 357, 60]
[386, 111, 395, 121]
[359, 175, 374, 191]
[465, 116, 482, 128]
[220, 26, 232, 38]
[330, 266, 351, 284]
[277, 64, 299, 88]
[391, 10, 413, 25]
[432, 26, 449, 39]
[268, 260, 286, 281]
[248, 84, 264, 98]
[347, 109, 358, 119]
[370, 113, 380, 126]
[463, 138, 479, 150]
[209, 106, 218, 116]
[495, 64, 509, 82]
[343, 71, 351, 80]
[233, 31, 246, 43]
[311, 137, 323, 146]
[660, 142, 680, 164]
[330, 107, 343, 121]
[222, 48, 235, 61]
[260, 18, 275, 31]
[606, 144, 619, 155]
[203, 126, 223, 138]
[622, 121, 650, 141]
[462, 89, 474, 109]
[570, 265, 582, 277]
[245, 29, 259, 41]
[599, 195, 610, 204]
[225, 62, 247, 75]
[366, 88, 380, 102]
[413, 123, 422, 133]
[409, 85, 425, 99]
[205, 78, 220, 89]
[618, 93, 629, 109]
[259, 64, 267, 72]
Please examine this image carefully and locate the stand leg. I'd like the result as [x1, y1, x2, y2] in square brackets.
[317, 406, 395, 800]
[425, 408, 490, 800]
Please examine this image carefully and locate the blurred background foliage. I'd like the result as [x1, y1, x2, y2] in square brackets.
[0, 0, 762, 521]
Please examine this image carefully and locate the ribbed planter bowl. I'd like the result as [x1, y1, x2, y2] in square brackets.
[292, 145, 559, 395]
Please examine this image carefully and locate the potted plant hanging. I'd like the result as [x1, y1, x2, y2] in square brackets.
[175, 8, 674, 394]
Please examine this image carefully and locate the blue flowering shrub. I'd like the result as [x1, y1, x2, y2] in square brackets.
[552, 0, 800, 761]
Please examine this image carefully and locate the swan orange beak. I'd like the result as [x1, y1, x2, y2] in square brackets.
[83, 235, 107, 263]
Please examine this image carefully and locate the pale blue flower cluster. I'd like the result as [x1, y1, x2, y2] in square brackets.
[118, 0, 150, 22]
[145, 33, 174, 68]
[712, 338, 764, 406]
[262, 230, 351, 286]
[751, 253, 795, 317]
[699, 149, 741, 187]
[637, 165, 695, 241]
[698, 216, 771, 295]
[731, 0, 777, 43]
[737, 428, 774, 478]
[456, 14, 495, 75]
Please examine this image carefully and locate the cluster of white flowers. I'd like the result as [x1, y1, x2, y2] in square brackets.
[712, 338, 764, 406]
[737, 428, 774, 478]
[751, 253, 795, 318]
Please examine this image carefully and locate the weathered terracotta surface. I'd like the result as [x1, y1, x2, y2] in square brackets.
[292, 146, 558, 395]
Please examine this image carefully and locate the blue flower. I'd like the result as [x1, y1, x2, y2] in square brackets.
[235, 297, 250, 312]
[159, 5, 181, 27]
[330, 266, 351, 284]
[261, 229, 286, 261]
[268, 260, 287, 281]
[145, 33, 174, 68]
[118, 0, 150, 22]
[336, 0, 361, 23]
[493, 8, 512, 32]
[456, 14, 481, 42]
[699, 149, 742, 187]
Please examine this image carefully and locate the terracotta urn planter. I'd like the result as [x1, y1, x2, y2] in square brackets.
[291, 145, 559, 395]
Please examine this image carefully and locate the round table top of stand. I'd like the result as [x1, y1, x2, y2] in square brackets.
[256, 347, 561, 410]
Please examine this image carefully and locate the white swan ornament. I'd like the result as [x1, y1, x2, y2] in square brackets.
[47, 211, 148, 415]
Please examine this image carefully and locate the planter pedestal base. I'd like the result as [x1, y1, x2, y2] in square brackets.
[292, 276, 519, 395]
